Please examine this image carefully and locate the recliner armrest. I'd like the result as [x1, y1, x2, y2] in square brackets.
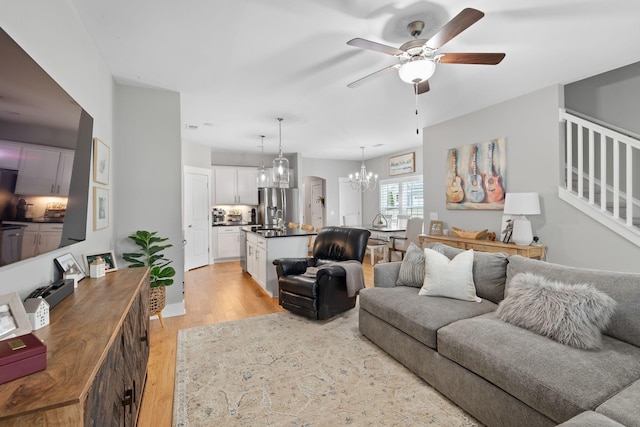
[316, 265, 347, 279]
[273, 258, 311, 276]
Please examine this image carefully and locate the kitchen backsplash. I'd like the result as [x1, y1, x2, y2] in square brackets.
[212, 205, 257, 223]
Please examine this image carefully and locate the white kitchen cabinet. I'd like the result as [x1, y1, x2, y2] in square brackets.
[213, 167, 258, 205]
[4, 221, 63, 260]
[0, 141, 22, 169]
[15, 146, 74, 196]
[216, 226, 241, 260]
[246, 233, 267, 291]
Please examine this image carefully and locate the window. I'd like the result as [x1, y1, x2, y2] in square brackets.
[379, 175, 424, 223]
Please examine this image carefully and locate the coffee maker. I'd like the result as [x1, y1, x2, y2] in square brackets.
[212, 208, 226, 225]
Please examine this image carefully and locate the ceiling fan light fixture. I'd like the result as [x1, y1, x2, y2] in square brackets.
[398, 59, 436, 84]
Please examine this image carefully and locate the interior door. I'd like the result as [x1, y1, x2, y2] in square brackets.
[338, 177, 361, 225]
[310, 180, 324, 229]
[184, 166, 211, 271]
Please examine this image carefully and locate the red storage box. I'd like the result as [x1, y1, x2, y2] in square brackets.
[0, 333, 46, 384]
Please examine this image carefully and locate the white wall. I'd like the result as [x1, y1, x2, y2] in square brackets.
[0, 1, 114, 297]
[114, 85, 184, 314]
[423, 85, 640, 272]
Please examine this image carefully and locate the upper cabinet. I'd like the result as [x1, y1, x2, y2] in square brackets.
[15, 145, 75, 196]
[213, 167, 259, 205]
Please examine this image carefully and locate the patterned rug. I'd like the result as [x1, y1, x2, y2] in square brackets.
[173, 308, 480, 426]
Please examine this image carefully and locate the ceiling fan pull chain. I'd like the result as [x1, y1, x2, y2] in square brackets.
[415, 84, 419, 135]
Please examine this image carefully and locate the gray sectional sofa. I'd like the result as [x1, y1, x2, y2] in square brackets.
[358, 243, 640, 426]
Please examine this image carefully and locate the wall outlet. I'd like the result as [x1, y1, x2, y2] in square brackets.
[429, 212, 438, 220]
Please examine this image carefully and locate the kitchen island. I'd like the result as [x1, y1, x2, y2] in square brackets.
[242, 226, 316, 297]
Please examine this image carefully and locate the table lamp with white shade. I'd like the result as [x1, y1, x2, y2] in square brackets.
[503, 192, 541, 245]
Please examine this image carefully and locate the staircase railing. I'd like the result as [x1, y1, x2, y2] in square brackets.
[559, 109, 640, 246]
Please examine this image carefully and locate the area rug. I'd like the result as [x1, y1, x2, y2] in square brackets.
[173, 309, 480, 426]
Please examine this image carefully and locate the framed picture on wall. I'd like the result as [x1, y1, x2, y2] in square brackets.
[93, 187, 109, 230]
[93, 138, 110, 185]
[389, 152, 415, 176]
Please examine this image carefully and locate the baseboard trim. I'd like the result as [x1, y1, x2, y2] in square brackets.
[154, 300, 186, 319]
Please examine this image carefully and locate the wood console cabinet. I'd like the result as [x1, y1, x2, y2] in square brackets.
[0, 268, 150, 426]
[420, 234, 545, 259]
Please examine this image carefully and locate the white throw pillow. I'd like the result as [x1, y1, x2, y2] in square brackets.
[418, 248, 481, 302]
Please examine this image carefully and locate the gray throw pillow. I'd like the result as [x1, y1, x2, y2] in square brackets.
[396, 242, 425, 288]
[429, 242, 508, 303]
[496, 272, 617, 349]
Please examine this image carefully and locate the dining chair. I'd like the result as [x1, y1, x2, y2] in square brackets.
[342, 214, 359, 226]
[397, 214, 410, 229]
[388, 217, 423, 262]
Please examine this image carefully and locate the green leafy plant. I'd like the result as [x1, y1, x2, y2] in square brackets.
[123, 230, 175, 288]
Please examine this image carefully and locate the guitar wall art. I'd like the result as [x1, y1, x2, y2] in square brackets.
[446, 138, 506, 210]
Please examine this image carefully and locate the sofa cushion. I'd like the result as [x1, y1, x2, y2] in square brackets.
[429, 242, 508, 304]
[497, 272, 617, 349]
[438, 312, 640, 423]
[359, 286, 497, 349]
[557, 411, 625, 427]
[396, 242, 424, 288]
[507, 255, 640, 347]
[596, 378, 640, 427]
[419, 248, 481, 302]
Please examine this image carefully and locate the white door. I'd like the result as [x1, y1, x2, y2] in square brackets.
[310, 180, 324, 229]
[338, 177, 361, 225]
[184, 166, 211, 271]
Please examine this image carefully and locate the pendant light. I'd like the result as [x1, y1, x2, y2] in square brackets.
[256, 135, 268, 187]
[349, 146, 378, 191]
[272, 117, 290, 188]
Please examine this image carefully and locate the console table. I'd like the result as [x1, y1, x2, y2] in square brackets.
[419, 234, 545, 259]
[0, 267, 150, 426]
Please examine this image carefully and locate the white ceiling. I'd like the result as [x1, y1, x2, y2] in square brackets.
[71, 0, 640, 161]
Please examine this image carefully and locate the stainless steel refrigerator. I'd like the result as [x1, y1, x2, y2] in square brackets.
[258, 187, 300, 227]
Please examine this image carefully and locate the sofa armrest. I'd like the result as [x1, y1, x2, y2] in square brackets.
[373, 261, 402, 288]
[273, 258, 311, 277]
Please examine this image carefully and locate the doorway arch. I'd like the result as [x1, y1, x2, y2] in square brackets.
[302, 176, 325, 229]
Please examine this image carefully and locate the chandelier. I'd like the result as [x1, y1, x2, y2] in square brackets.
[350, 146, 378, 191]
[272, 117, 290, 188]
[256, 135, 268, 187]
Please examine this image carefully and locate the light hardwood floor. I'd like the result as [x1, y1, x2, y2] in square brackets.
[137, 258, 377, 426]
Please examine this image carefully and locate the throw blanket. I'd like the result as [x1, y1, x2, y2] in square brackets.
[303, 260, 365, 297]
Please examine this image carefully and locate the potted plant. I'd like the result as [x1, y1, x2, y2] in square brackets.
[123, 230, 175, 326]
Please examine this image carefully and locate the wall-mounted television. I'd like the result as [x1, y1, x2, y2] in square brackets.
[0, 26, 93, 267]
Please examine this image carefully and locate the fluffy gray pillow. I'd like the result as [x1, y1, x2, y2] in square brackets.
[396, 242, 425, 288]
[496, 272, 617, 349]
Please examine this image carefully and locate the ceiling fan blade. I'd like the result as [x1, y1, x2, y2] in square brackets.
[417, 80, 430, 94]
[347, 38, 404, 56]
[439, 52, 506, 65]
[426, 8, 485, 50]
[347, 64, 400, 88]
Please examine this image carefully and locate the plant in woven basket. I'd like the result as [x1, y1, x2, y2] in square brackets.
[123, 230, 175, 288]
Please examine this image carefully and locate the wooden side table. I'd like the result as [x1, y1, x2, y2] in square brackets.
[419, 234, 545, 259]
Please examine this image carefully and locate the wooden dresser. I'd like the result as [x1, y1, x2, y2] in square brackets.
[420, 234, 545, 259]
[0, 267, 150, 426]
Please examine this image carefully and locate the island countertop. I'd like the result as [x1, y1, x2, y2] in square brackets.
[242, 225, 317, 238]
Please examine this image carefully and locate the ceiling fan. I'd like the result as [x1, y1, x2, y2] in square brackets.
[346, 8, 505, 94]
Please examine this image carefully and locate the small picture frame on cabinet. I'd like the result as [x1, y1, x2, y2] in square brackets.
[84, 251, 118, 274]
[54, 253, 86, 280]
[429, 220, 444, 236]
[0, 292, 32, 340]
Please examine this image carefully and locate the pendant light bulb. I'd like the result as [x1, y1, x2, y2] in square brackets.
[257, 135, 267, 186]
[272, 117, 290, 188]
